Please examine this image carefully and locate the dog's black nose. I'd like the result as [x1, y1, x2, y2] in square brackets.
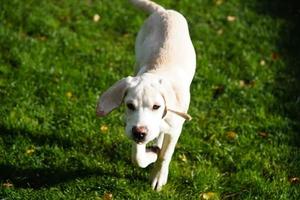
[132, 126, 147, 143]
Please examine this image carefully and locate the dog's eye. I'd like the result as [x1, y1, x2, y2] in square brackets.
[152, 105, 160, 110]
[127, 103, 135, 111]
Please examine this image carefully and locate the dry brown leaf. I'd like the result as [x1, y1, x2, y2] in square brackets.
[289, 177, 300, 184]
[214, 0, 224, 6]
[217, 29, 224, 35]
[239, 80, 255, 88]
[200, 192, 219, 200]
[260, 59, 266, 66]
[26, 147, 35, 155]
[258, 132, 268, 138]
[37, 36, 47, 41]
[226, 131, 237, 140]
[179, 153, 187, 163]
[102, 192, 113, 200]
[66, 91, 72, 98]
[271, 52, 280, 60]
[239, 80, 245, 87]
[227, 15, 236, 22]
[2, 181, 14, 188]
[100, 125, 109, 133]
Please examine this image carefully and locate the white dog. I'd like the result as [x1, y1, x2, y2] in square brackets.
[96, 0, 196, 191]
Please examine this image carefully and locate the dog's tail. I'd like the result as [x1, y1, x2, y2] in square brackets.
[129, 0, 165, 14]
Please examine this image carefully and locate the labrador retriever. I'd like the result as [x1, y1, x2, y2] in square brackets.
[96, 0, 196, 191]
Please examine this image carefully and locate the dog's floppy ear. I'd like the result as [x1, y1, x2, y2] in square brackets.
[159, 79, 192, 121]
[166, 109, 192, 121]
[96, 76, 136, 117]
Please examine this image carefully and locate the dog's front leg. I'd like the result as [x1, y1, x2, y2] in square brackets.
[150, 128, 181, 191]
[131, 143, 158, 168]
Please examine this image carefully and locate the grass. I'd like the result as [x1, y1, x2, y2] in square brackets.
[0, 0, 299, 199]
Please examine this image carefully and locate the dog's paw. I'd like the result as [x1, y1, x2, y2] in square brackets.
[150, 163, 169, 191]
[132, 150, 158, 168]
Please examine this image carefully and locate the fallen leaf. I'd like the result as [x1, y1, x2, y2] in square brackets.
[66, 91, 72, 98]
[226, 131, 237, 140]
[260, 59, 266, 66]
[214, 0, 224, 6]
[239, 80, 245, 87]
[123, 33, 130, 38]
[102, 192, 113, 200]
[227, 15, 236, 22]
[93, 14, 101, 22]
[36, 35, 47, 41]
[239, 79, 255, 88]
[217, 29, 224, 35]
[100, 125, 109, 133]
[26, 147, 35, 155]
[2, 181, 14, 188]
[200, 192, 219, 200]
[271, 52, 280, 60]
[289, 177, 300, 184]
[179, 153, 187, 163]
[258, 132, 268, 138]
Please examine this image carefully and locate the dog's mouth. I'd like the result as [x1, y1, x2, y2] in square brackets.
[132, 135, 150, 143]
[134, 140, 143, 145]
[146, 141, 161, 154]
[146, 145, 161, 154]
[132, 137, 145, 144]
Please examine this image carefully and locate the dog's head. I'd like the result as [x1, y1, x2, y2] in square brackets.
[96, 74, 191, 144]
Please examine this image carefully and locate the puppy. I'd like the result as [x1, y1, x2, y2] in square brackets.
[96, 0, 196, 191]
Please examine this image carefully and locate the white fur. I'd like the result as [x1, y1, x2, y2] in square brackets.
[96, 0, 196, 191]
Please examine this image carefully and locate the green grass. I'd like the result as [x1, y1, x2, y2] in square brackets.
[0, 0, 300, 199]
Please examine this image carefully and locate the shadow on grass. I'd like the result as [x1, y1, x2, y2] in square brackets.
[0, 164, 99, 189]
[0, 125, 144, 189]
[257, 0, 300, 141]
[0, 125, 75, 149]
[256, 0, 300, 174]
[0, 163, 146, 189]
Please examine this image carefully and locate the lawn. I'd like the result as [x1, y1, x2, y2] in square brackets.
[0, 0, 299, 199]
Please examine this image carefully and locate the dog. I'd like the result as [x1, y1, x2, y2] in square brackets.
[96, 0, 196, 191]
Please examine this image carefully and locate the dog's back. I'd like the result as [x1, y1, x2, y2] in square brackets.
[130, 0, 196, 86]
